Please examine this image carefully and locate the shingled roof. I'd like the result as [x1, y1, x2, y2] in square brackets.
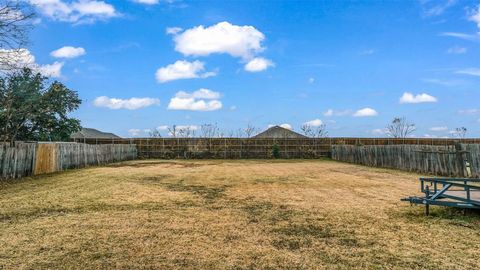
[70, 128, 121, 139]
[253, 126, 307, 139]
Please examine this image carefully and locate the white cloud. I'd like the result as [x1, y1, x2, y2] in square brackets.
[469, 4, 480, 30]
[327, 120, 336, 124]
[128, 129, 141, 136]
[168, 89, 222, 111]
[156, 125, 169, 130]
[371, 128, 386, 135]
[280, 123, 292, 130]
[132, 0, 159, 5]
[421, 0, 457, 17]
[244, 57, 274, 72]
[308, 77, 315, 83]
[458, 108, 480, 115]
[455, 68, 480, 76]
[174, 88, 221, 99]
[155, 60, 216, 83]
[359, 49, 375, 55]
[94, 96, 160, 110]
[353, 108, 378, 117]
[172, 21, 265, 59]
[168, 98, 221, 112]
[29, 0, 118, 24]
[166, 27, 183, 35]
[430, 126, 448, 132]
[38, 61, 64, 78]
[446, 46, 467, 54]
[0, 49, 33, 69]
[323, 109, 352, 117]
[440, 32, 480, 41]
[0, 48, 64, 78]
[304, 119, 323, 127]
[51, 46, 86, 58]
[269, 124, 292, 130]
[399, 92, 437, 104]
[422, 78, 466, 87]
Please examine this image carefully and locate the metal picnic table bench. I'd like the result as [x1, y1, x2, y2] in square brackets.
[402, 177, 480, 215]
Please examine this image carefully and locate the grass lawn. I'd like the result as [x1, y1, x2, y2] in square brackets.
[0, 159, 479, 269]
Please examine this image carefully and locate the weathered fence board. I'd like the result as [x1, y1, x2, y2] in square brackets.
[34, 143, 57, 175]
[0, 143, 36, 179]
[0, 143, 137, 180]
[332, 144, 480, 177]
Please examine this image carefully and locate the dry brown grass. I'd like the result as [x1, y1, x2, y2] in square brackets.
[0, 159, 479, 269]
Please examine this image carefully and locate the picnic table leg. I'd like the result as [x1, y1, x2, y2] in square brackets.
[425, 185, 430, 216]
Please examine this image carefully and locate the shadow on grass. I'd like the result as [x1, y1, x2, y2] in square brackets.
[391, 205, 480, 228]
[161, 180, 229, 202]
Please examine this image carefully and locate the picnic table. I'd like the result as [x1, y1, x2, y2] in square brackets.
[402, 177, 480, 215]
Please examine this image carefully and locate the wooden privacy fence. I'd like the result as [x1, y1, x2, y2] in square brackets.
[75, 138, 332, 159]
[332, 144, 480, 177]
[72, 137, 480, 159]
[0, 142, 137, 180]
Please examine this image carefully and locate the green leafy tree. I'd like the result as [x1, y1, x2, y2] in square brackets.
[272, 144, 280, 159]
[0, 68, 81, 143]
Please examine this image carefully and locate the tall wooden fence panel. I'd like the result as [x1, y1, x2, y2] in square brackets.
[331, 144, 480, 177]
[0, 143, 137, 180]
[0, 143, 36, 179]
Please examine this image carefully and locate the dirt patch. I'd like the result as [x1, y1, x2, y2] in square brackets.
[138, 175, 172, 184]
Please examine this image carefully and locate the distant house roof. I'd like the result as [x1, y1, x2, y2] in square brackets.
[253, 126, 307, 139]
[70, 128, 121, 139]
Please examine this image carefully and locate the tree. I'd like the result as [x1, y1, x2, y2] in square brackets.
[386, 117, 415, 138]
[300, 124, 312, 136]
[178, 126, 195, 138]
[301, 124, 328, 138]
[167, 125, 178, 138]
[200, 123, 219, 138]
[168, 125, 196, 138]
[0, 1, 35, 70]
[454, 127, 467, 138]
[272, 144, 280, 158]
[0, 68, 81, 143]
[148, 128, 162, 138]
[244, 124, 258, 138]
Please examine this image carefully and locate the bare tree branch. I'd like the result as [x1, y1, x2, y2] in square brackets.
[453, 127, 467, 138]
[200, 123, 219, 138]
[167, 125, 177, 138]
[386, 117, 415, 138]
[244, 124, 258, 138]
[0, 1, 35, 71]
[148, 128, 162, 138]
[301, 124, 328, 138]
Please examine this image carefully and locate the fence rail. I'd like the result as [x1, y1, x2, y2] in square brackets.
[332, 144, 480, 178]
[0, 143, 137, 180]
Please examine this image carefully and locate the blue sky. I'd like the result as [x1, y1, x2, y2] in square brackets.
[26, 0, 480, 138]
